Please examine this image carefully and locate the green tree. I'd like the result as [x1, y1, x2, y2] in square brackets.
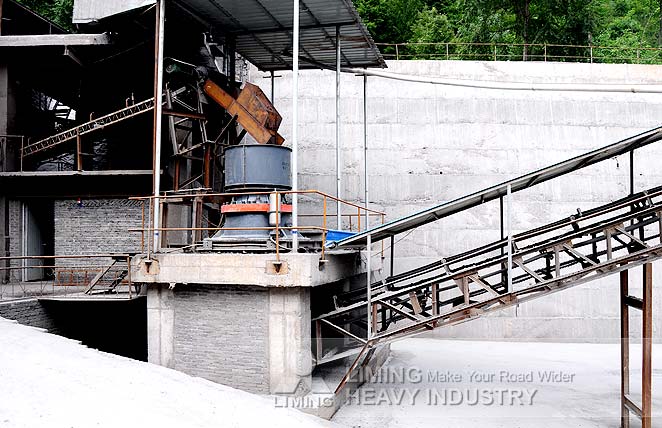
[15, 0, 74, 32]
[355, 0, 662, 63]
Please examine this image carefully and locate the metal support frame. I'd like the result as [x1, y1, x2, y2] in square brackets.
[364, 72, 370, 338]
[316, 185, 662, 385]
[291, 0, 299, 251]
[152, 0, 166, 254]
[630, 150, 635, 195]
[506, 184, 512, 292]
[620, 264, 653, 428]
[335, 25, 342, 230]
[389, 235, 395, 277]
[0, 0, 4, 35]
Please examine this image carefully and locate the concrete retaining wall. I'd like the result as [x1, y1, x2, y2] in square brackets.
[250, 60, 662, 341]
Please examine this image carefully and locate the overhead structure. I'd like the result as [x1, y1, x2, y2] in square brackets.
[71, 0, 386, 71]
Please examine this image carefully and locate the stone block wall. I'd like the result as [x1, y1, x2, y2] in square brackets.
[0, 299, 56, 331]
[172, 284, 270, 393]
[54, 198, 143, 259]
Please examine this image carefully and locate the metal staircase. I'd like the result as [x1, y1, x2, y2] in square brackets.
[22, 98, 156, 157]
[84, 257, 135, 295]
[314, 185, 662, 391]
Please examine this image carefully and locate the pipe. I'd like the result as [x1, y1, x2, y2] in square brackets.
[344, 67, 662, 94]
[291, 0, 299, 251]
[270, 70, 275, 103]
[152, 0, 166, 254]
[336, 25, 342, 230]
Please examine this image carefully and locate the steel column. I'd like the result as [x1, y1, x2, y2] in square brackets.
[151, 0, 166, 253]
[335, 25, 342, 230]
[630, 150, 635, 195]
[620, 264, 653, 428]
[507, 184, 512, 292]
[643, 263, 653, 428]
[500, 195, 505, 286]
[389, 235, 395, 277]
[364, 72, 371, 338]
[291, 0, 299, 251]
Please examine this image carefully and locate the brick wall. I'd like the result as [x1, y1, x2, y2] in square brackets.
[172, 284, 270, 394]
[0, 299, 56, 331]
[8, 199, 20, 281]
[54, 198, 143, 268]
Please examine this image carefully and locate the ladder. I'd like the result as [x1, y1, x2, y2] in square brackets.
[22, 97, 156, 157]
[84, 258, 131, 295]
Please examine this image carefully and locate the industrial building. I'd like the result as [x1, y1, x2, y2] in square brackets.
[1, 1, 661, 427]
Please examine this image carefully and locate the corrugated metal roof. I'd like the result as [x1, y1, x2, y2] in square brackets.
[73, 0, 156, 23]
[72, 0, 385, 70]
[330, 126, 662, 248]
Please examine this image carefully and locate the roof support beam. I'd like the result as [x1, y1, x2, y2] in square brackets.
[0, 33, 111, 46]
[229, 21, 356, 36]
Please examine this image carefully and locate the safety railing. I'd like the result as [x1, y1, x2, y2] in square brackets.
[130, 190, 386, 261]
[377, 42, 662, 64]
[0, 254, 138, 301]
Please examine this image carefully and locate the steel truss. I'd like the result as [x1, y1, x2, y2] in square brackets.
[314, 186, 662, 401]
[22, 98, 156, 157]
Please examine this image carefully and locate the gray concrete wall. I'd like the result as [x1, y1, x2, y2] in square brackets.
[250, 60, 662, 341]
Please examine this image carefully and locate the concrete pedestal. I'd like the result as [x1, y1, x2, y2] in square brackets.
[137, 251, 373, 395]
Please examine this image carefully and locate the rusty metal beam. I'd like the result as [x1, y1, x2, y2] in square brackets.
[620, 264, 653, 428]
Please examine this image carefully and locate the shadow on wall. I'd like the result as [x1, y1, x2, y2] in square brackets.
[40, 298, 147, 361]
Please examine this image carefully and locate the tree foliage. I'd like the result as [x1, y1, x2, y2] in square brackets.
[355, 0, 662, 62]
[15, 0, 74, 32]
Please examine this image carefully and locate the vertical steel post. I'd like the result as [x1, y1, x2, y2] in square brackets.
[629, 150, 634, 195]
[291, 0, 299, 251]
[500, 195, 505, 286]
[642, 263, 652, 428]
[0, 0, 4, 35]
[620, 269, 630, 428]
[389, 235, 395, 277]
[335, 25, 342, 230]
[363, 73, 368, 231]
[270, 70, 275, 103]
[620, 264, 653, 428]
[76, 130, 82, 171]
[364, 72, 371, 338]
[152, 0, 166, 253]
[506, 184, 512, 292]
[366, 233, 372, 338]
